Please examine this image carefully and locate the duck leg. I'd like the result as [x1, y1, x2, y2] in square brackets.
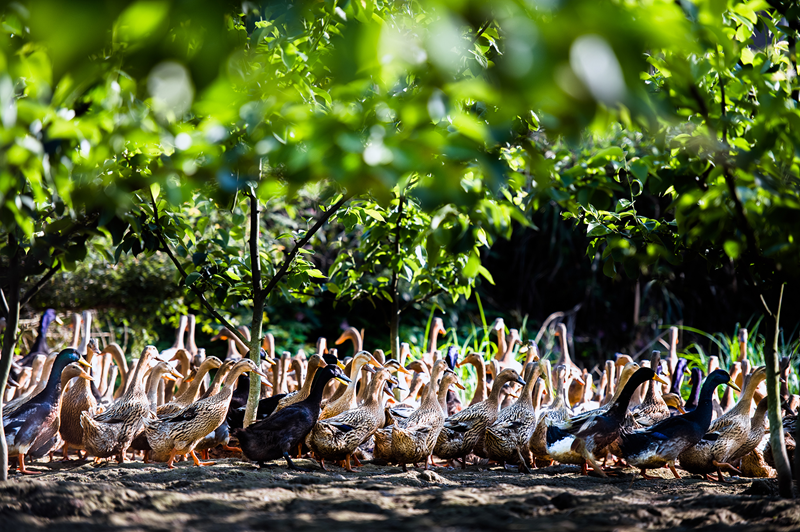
[352, 454, 363, 467]
[17, 454, 40, 475]
[639, 468, 660, 480]
[517, 449, 531, 474]
[166, 449, 179, 469]
[190, 450, 215, 467]
[461, 455, 467, 470]
[116, 450, 125, 464]
[282, 451, 307, 471]
[667, 461, 682, 479]
[712, 459, 741, 479]
[344, 454, 360, 472]
[222, 444, 242, 453]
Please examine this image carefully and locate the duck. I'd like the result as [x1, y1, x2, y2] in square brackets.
[552, 367, 668, 476]
[457, 352, 489, 406]
[617, 369, 737, 479]
[143, 359, 268, 468]
[17, 309, 58, 365]
[159, 315, 188, 361]
[234, 365, 351, 470]
[390, 360, 451, 471]
[530, 365, 573, 465]
[422, 317, 446, 369]
[80, 345, 158, 462]
[308, 368, 395, 471]
[684, 367, 704, 411]
[668, 358, 689, 397]
[678, 366, 766, 481]
[631, 352, 671, 427]
[764, 413, 796, 477]
[335, 326, 364, 359]
[485, 360, 552, 472]
[28, 362, 95, 460]
[59, 340, 108, 459]
[4, 352, 59, 417]
[495, 326, 522, 373]
[729, 396, 770, 466]
[434, 367, 526, 468]
[273, 355, 329, 412]
[3, 348, 90, 474]
[720, 362, 742, 412]
[157, 356, 223, 416]
[320, 351, 382, 420]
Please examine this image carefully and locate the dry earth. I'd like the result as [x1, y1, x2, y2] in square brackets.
[1, 457, 798, 532]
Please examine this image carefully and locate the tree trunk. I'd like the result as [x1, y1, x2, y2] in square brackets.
[0, 243, 20, 481]
[766, 284, 793, 497]
[244, 190, 263, 428]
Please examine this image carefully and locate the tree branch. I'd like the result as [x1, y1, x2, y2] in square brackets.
[400, 288, 445, 313]
[19, 261, 60, 307]
[0, 289, 8, 319]
[260, 191, 354, 299]
[149, 189, 249, 347]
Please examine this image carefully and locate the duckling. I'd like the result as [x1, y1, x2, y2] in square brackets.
[234, 365, 350, 470]
[3, 348, 90, 474]
[308, 368, 395, 471]
[486, 360, 552, 472]
[434, 368, 526, 468]
[143, 359, 268, 468]
[554, 367, 668, 476]
[618, 369, 737, 479]
[678, 366, 765, 481]
[80, 346, 157, 463]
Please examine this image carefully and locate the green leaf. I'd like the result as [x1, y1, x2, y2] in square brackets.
[185, 272, 201, 286]
[362, 208, 385, 222]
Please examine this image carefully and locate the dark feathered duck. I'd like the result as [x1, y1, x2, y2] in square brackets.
[3, 348, 90, 474]
[234, 364, 350, 470]
[617, 369, 737, 479]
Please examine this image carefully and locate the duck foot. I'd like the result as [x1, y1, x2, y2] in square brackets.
[712, 460, 741, 478]
[352, 454, 363, 467]
[191, 451, 215, 467]
[344, 454, 360, 472]
[283, 452, 308, 471]
[640, 468, 660, 480]
[17, 454, 40, 475]
[223, 445, 242, 453]
[668, 462, 682, 479]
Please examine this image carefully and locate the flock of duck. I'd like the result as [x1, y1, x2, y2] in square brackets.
[4, 310, 797, 482]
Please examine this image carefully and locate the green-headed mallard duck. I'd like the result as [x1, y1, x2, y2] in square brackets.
[678, 366, 765, 481]
[80, 345, 157, 462]
[308, 367, 395, 471]
[143, 359, 268, 468]
[3, 348, 90, 474]
[618, 369, 737, 479]
[434, 367, 526, 468]
[486, 360, 552, 472]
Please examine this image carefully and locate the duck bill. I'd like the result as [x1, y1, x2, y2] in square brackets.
[335, 376, 351, 386]
[170, 369, 185, 380]
[163, 374, 178, 382]
[253, 368, 270, 380]
[368, 355, 384, 368]
[727, 379, 741, 392]
[394, 365, 412, 375]
[453, 381, 466, 390]
[262, 356, 277, 366]
[78, 358, 92, 369]
[78, 371, 93, 381]
[654, 374, 670, 386]
[337, 360, 347, 371]
[676, 405, 687, 414]
[364, 365, 378, 375]
[516, 377, 526, 386]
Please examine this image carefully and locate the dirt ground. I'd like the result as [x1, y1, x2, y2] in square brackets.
[1, 457, 798, 532]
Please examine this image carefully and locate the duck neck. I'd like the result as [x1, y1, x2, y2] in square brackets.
[127, 351, 152, 397]
[517, 369, 539, 408]
[299, 360, 322, 399]
[421, 366, 444, 409]
[175, 362, 215, 404]
[107, 344, 129, 399]
[685, 371, 702, 409]
[487, 375, 511, 408]
[608, 373, 649, 418]
[42, 355, 72, 400]
[31, 312, 54, 353]
[146, 371, 167, 408]
[687, 378, 722, 429]
[669, 361, 686, 395]
[731, 371, 765, 415]
[751, 398, 769, 432]
[471, 358, 487, 402]
[558, 334, 570, 368]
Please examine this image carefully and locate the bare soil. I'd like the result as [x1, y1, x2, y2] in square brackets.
[1, 457, 798, 531]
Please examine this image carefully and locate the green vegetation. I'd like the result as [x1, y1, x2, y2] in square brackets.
[2, 0, 798, 489]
